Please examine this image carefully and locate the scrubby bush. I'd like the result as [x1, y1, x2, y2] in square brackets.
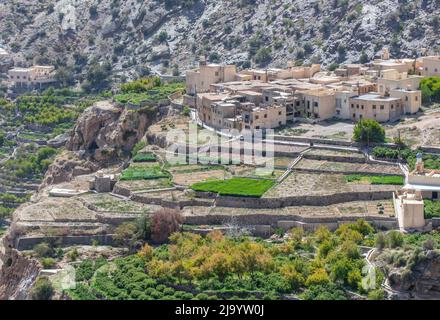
[151, 209, 184, 243]
[34, 243, 53, 258]
[31, 277, 54, 300]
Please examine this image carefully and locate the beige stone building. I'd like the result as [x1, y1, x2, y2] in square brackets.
[389, 88, 421, 114]
[8, 65, 56, 87]
[242, 104, 286, 130]
[377, 69, 422, 96]
[186, 59, 237, 95]
[196, 92, 232, 126]
[394, 189, 425, 230]
[296, 89, 336, 121]
[420, 56, 440, 77]
[349, 94, 403, 122]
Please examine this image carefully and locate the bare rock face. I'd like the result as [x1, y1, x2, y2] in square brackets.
[40, 151, 99, 189]
[379, 249, 440, 300]
[0, 236, 40, 300]
[67, 101, 155, 162]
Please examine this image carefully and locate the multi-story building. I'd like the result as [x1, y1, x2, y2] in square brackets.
[335, 91, 358, 120]
[420, 56, 440, 77]
[349, 93, 403, 122]
[377, 69, 422, 96]
[186, 58, 237, 95]
[242, 104, 286, 130]
[389, 88, 421, 114]
[8, 65, 56, 87]
[296, 89, 336, 121]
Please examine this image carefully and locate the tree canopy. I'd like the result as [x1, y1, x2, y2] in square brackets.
[353, 119, 385, 144]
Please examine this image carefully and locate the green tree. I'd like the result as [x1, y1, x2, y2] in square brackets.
[420, 77, 440, 103]
[31, 277, 54, 300]
[353, 119, 385, 144]
[254, 47, 272, 66]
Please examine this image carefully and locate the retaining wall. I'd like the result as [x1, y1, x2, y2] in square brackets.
[15, 235, 115, 251]
[184, 213, 397, 230]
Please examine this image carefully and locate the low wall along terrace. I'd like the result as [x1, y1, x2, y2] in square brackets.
[184, 213, 397, 230]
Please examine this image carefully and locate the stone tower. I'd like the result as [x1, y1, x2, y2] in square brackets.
[381, 47, 390, 60]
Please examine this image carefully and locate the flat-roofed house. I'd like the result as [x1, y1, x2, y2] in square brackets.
[296, 89, 336, 121]
[335, 90, 357, 120]
[186, 58, 237, 95]
[420, 56, 440, 77]
[8, 65, 56, 88]
[349, 93, 403, 122]
[196, 92, 231, 127]
[390, 88, 421, 114]
[210, 101, 238, 130]
[377, 69, 422, 96]
[242, 105, 286, 130]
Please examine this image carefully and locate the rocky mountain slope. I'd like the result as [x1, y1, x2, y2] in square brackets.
[1, 0, 440, 82]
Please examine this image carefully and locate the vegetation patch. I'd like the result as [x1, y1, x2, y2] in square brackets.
[67, 220, 384, 300]
[424, 200, 440, 219]
[114, 77, 184, 106]
[120, 166, 170, 181]
[345, 175, 404, 185]
[132, 153, 157, 163]
[372, 147, 440, 170]
[191, 177, 275, 197]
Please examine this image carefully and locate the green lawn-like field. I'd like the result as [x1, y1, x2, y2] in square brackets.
[345, 175, 404, 185]
[132, 153, 157, 163]
[120, 166, 170, 181]
[191, 177, 275, 197]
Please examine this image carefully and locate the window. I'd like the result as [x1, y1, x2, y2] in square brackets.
[405, 96, 409, 101]
[264, 114, 267, 118]
[256, 126, 260, 129]
[278, 111, 282, 115]
[265, 96, 269, 102]
[356, 104, 359, 109]
[351, 104, 354, 108]
[278, 121, 282, 125]
[353, 113, 356, 118]
[361, 105, 364, 110]
[391, 105, 394, 109]
[380, 105, 384, 110]
[313, 102, 318, 107]
[415, 96, 418, 101]
[215, 71, 219, 76]
[359, 115, 363, 119]
[255, 115, 259, 120]
[372, 105, 376, 109]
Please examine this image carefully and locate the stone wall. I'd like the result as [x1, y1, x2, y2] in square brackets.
[15, 235, 115, 251]
[212, 190, 395, 209]
[184, 213, 397, 230]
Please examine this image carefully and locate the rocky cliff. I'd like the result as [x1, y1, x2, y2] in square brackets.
[0, 235, 41, 300]
[375, 247, 440, 300]
[1, 0, 439, 81]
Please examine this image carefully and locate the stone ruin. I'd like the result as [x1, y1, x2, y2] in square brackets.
[89, 171, 118, 193]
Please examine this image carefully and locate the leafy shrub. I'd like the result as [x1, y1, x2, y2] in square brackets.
[424, 200, 440, 219]
[34, 243, 53, 258]
[353, 119, 385, 143]
[31, 277, 54, 300]
[41, 258, 56, 269]
[420, 77, 440, 103]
